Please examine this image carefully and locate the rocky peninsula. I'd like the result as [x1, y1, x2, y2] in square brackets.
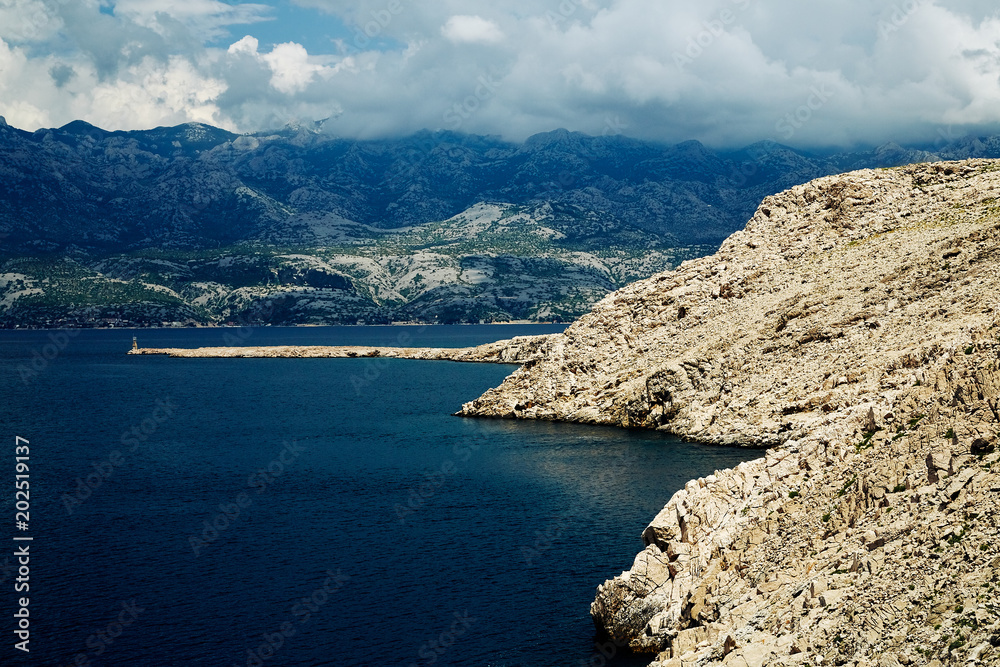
[128, 334, 554, 364]
[458, 160, 1000, 666]
[132, 160, 1000, 665]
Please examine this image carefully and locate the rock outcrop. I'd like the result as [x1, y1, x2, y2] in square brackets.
[457, 160, 1000, 665]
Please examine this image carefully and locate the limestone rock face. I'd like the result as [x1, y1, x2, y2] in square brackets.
[459, 160, 1000, 443]
[459, 160, 1000, 665]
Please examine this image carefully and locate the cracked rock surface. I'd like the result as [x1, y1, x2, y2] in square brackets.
[458, 160, 1000, 666]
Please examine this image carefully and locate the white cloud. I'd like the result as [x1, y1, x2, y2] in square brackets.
[0, 0, 62, 43]
[225, 36, 338, 95]
[441, 15, 504, 44]
[0, 38, 53, 128]
[261, 42, 330, 93]
[228, 34, 259, 56]
[0, 35, 228, 131]
[113, 0, 273, 40]
[88, 55, 228, 128]
[5, 1, 1000, 149]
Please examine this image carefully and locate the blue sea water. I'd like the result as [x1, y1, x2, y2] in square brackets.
[0, 325, 760, 666]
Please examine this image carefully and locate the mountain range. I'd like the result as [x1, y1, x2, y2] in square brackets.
[3, 116, 1000, 326]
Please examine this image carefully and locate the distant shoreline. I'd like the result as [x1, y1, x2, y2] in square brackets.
[2, 320, 564, 332]
[126, 333, 555, 366]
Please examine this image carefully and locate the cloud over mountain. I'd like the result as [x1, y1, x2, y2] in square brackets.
[2, 0, 1000, 148]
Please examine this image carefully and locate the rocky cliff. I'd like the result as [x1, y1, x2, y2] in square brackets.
[459, 160, 1000, 665]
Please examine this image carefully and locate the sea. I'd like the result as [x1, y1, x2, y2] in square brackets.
[0, 325, 759, 666]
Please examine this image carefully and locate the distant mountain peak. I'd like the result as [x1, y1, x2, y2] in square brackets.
[672, 139, 712, 158]
[523, 128, 589, 146]
[740, 139, 793, 155]
[58, 120, 108, 136]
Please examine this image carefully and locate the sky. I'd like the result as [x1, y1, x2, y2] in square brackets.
[2, 0, 1000, 149]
